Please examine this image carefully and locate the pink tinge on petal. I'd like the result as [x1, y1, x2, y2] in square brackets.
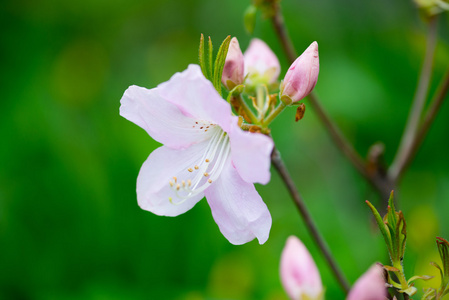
[222, 37, 244, 89]
[347, 264, 387, 300]
[157, 64, 233, 133]
[229, 118, 273, 185]
[120, 85, 215, 149]
[243, 38, 281, 84]
[280, 236, 323, 300]
[204, 159, 272, 245]
[280, 41, 319, 104]
[136, 142, 211, 216]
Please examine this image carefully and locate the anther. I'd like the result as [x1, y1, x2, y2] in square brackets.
[204, 172, 209, 177]
[208, 179, 212, 183]
[173, 176, 177, 182]
[176, 184, 180, 191]
[188, 168, 193, 172]
[182, 180, 185, 187]
[205, 159, 210, 163]
[194, 165, 199, 170]
[187, 179, 191, 187]
[169, 181, 174, 187]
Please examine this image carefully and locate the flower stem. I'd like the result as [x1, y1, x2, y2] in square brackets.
[389, 16, 438, 182]
[233, 94, 259, 125]
[263, 102, 286, 126]
[271, 147, 351, 294]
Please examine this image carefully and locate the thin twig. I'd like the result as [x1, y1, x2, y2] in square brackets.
[269, 3, 392, 198]
[389, 16, 439, 181]
[270, 2, 297, 64]
[307, 93, 392, 199]
[271, 147, 351, 294]
[395, 66, 449, 181]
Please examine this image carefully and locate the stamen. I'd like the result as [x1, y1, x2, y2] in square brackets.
[182, 180, 185, 187]
[187, 179, 191, 186]
[203, 172, 209, 177]
[188, 168, 193, 172]
[169, 181, 174, 187]
[205, 159, 210, 163]
[208, 179, 212, 183]
[176, 184, 180, 191]
[194, 165, 199, 170]
[173, 176, 177, 183]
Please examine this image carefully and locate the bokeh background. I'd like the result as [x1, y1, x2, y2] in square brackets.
[1, 0, 449, 299]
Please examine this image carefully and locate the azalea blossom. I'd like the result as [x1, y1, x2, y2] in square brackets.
[280, 236, 323, 300]
[280, 236, 387, 300]
[280, 41, 320, 105]
[347, 264, 387, 300]
[244, 38, 281, 84]
[120, 64, 274, 245]
[222, 37, 281, 89]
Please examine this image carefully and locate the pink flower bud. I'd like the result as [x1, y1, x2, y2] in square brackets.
[280, 41, 319, 104]
[280, 236, 323, 300]
[222, 37, 244, 90]
[347, 264, 387, 300]
[243, 38, 280, 84]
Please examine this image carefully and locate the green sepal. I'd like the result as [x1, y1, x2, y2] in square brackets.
[212, 35, 231, 96]
[421, 288, 437, 300]
[226, 84, 245, 103]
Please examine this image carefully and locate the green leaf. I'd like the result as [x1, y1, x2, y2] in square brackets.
[198, 34, 209, 80]
[407, 275, 434, 285]
[212, 35, 231, 96]
[244, 5, 257, 35]
[208, 36, 213, 80]
[366, 200, 394, 259]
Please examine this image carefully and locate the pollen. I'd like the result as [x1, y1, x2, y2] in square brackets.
[203, 172, 209, 177]
[188, 168, 193, 172]
[208, 179, 212, 183]
[194, 165, 199, 170]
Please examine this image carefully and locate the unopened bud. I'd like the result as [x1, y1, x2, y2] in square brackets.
[347, 264, 387, 300]
[280, 41, 319, 105]
[222, 37, 244, 90]
[280, 236, 323, 300]
[295, 103, 306, 122]
[244, 38, 281, 85]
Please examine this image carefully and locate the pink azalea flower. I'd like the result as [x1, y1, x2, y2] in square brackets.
[280, 41, 319, 104]
[120, 64, 274, 245]
[280, 236, 323, 300]
[222, 37, 245, 89]
[243, 38, 281, 85]
[347, 264, 387, 300]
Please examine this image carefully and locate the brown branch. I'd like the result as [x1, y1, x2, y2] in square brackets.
[393, 66, 449, 181]
[271, 147, 351, 294]
[389, 16, 439, 182]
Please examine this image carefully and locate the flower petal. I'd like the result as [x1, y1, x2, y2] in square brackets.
[204, 159, 272, 245]
[157, 64, 233, 132]
[137, 141, 212, 216]
[229, 120, 274, 184]
[120, 85, 216, 149]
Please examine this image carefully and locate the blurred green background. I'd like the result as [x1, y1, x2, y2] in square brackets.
[1, 0, 449, 299]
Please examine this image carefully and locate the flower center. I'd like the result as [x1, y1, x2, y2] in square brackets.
[168, 128, 230, 204]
